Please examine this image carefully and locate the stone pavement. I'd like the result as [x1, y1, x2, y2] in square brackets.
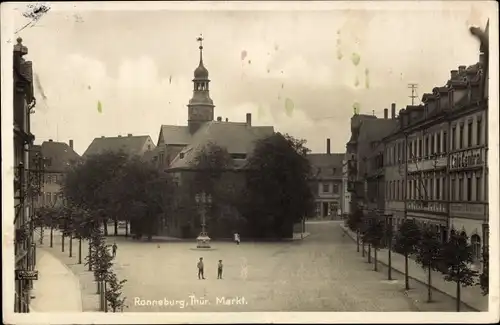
[339, 223, 488, 311]
[30, 248, 83, 312]
[34, 228, 100, 312]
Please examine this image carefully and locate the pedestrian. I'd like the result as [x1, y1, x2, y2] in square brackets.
[197, 257, 205, 280]
[217, 260, 223, 279]
[234, 232, 240, 245]
[112, 242, 117, 257]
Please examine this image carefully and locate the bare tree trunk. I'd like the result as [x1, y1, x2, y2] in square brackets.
[362, 240, 365, 257]
[125, 220, 129, 237]
[404, 253, 410, 290]
[368, 244, 372, 263]
[78, 238, 82, 264]
[61, 234, 65, 252]
[456, 280, 461, 312]
[374, 248, 378, 271]
[388, 245, 392, 280]
[356, 230, 360, 252]
[88, 239, 92, 271]
[103, 220, 108, 236]
[50, 227, 53, 247]
[69, 235, 73, 257]
[427, 266, 432, 302]
[114, 218, 118, 236]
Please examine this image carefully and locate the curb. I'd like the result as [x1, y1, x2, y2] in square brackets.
[339, 225, 481, 312]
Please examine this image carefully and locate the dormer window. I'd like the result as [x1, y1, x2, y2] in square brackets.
[179, 152, 185, 159]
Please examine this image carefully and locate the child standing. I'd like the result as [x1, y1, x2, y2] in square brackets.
[217, 260, 223, 279]
[197, 257, 205, 280]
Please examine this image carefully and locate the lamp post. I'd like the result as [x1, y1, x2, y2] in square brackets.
[195, 192, 212, 249]
[385, 213, 393, 280]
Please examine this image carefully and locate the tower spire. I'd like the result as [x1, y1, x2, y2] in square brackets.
[197, 34, 204, 64]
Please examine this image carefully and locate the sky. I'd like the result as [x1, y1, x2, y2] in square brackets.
[5, 1, 493, 155]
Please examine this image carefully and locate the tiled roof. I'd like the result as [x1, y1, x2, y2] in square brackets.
[158, 125, 192, 146]
[38, 141, 81, 173]
[169, 121, 274, 169]
[307, 153, 344, 179]
[83, 135, 154, 157]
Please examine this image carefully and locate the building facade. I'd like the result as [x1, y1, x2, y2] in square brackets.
[383, 57, 488, 268]
[307, 139, 343, 219]
[346, 107, 399, 221]
[13, 37, 37, 313]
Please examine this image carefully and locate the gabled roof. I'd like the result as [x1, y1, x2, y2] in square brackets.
[158, 125, 192, 146]
[83, 135, 154, 157]
[307, 153, 344, 179]
[169, 121, 274, 169]
[38, 141, 81, 173]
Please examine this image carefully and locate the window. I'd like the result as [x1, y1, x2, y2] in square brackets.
[467, 176, 472, 201]
[47, 192, 52, 204]
[476, 175, 481, 201]
[467, 122, 473, 147]
[451, 179, 456, 200]
[459, 124, 464, 149]
[322, 183, 330, 193]
[436, 178, 441, 200]
[451, 127, 456, 150]
[477, 119, 482, 146]
[471, 235, 482, 262]
[437, 133, 441, 154]
[458, 178, 464, 201]
[443, 132, 447, 153]
[408, 142, 413, 160]
[430, 134, 435, 155]
[425, 136, 429, 157]
[430, 178, 434, 200]
[333, 184, 339, 194]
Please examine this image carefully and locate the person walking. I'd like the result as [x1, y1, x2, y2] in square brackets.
[217, 260, 223, 279]
[197, 257, 205, 280]
[234, 232, 240, 245]
[112, 242, 118, 257]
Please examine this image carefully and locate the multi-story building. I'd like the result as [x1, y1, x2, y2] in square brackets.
[13, 37, 37, 313]
[345, 107, 399, 220]
[341, 158, 351, 219]
[307, 139, 343, 219]
[383, 54, 488, 268]
[33, 139, 81, 209]
[83, 134, 156, 158]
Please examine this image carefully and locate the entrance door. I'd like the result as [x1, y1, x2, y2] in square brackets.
[322, 202, 329, 218]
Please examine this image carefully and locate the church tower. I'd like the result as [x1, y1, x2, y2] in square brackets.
[188, 34, 215, 134]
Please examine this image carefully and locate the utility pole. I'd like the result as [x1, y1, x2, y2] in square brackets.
[408, 83, 419, 105]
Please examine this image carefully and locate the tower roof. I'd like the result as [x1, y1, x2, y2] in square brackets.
[194, 35, 209, 79]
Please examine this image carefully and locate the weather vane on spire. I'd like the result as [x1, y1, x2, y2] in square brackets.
[197, 34, 204, 49]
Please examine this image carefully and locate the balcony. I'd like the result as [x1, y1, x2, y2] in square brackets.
[407, 156, 447, 173]
[449, 202, 486, 219]
[407, 200, 448, 213]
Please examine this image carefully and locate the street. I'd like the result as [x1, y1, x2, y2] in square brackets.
[107, 220, 462, 312]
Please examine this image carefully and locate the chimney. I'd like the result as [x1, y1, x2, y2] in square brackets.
[326, 138, 331, 155]
[127, 133, 132, 137]
[246, 113, 252, 126]
[69, 140, 73, 149]
[391, 103, 396, 119]
[217, 116, 222, 122]
[48, 139, 53, 142]
[450, 70, 458, 80]
[383, 108, 388, 119]
[458, 65, 466, 74]
[225, 118, 228, 122]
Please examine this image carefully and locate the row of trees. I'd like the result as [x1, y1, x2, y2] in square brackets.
[347, 210, 488, 311]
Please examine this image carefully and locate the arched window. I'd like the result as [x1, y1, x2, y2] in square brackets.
[471, 234, 481, 262]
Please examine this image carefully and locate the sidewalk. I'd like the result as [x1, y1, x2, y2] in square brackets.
[339, 224, 488, 311]
[30, 248, 82, 312]
[34, 228, 100, 312]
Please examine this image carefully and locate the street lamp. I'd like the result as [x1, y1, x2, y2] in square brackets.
[195, 192, 212, 249]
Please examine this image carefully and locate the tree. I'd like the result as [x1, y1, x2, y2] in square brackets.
[365, 219, 384, 271]
[347, 208, 363, 252]
[441, 229, 479, 312]
[479, 245, 488, 296]
[415, 227, 442, 302]
[108, 157, 174, 240]
[62, 150, 129, 236]
[243, 133, 314, 238]
[394, 219, 421, 290]
[105, 272, 128, 312]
